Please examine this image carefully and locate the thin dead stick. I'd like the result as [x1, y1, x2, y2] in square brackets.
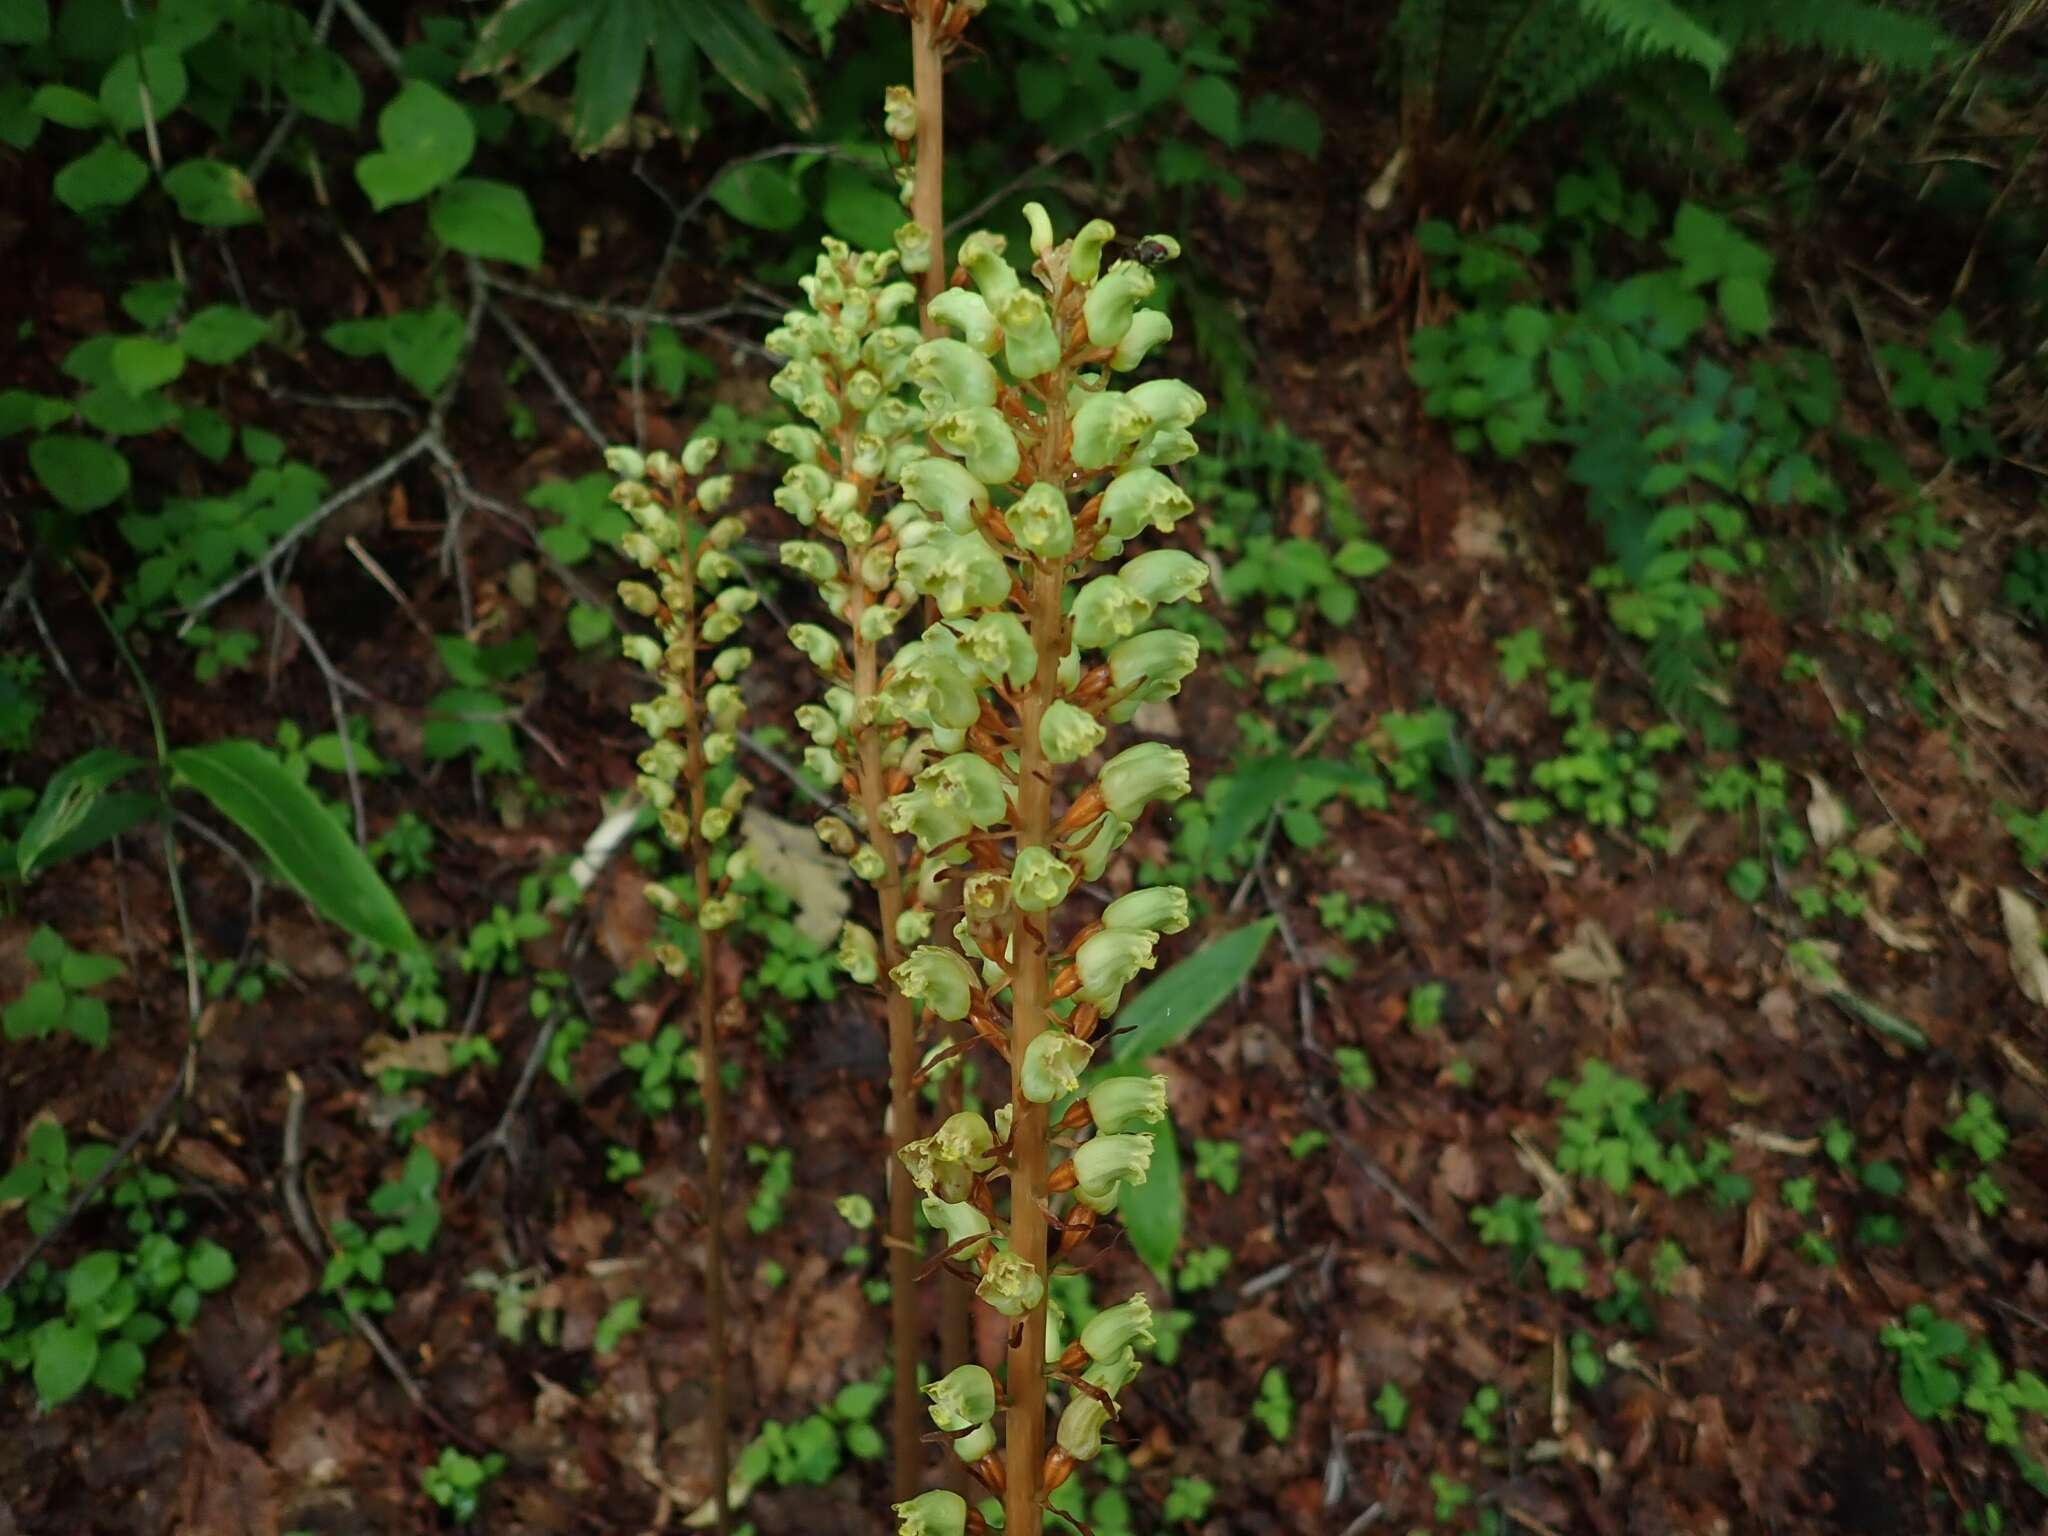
[488, 300, 608, 448]
[260, 562, 370, 846]
[344, 535, 438, 639]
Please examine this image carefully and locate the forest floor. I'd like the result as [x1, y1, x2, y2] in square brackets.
[4, 13, 2048, 1536]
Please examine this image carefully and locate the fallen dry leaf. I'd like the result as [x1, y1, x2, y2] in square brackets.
[1804, 774, 1850, 851]
[1549, 920, 1623, 986]
[1998, 887, 2048, 1007]
[740, 808, 851, 947]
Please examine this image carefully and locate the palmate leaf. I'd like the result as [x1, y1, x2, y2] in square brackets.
[467, 0, 814, 153]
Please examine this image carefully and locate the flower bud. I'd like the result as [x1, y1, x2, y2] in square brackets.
[900, 456, 991, 533]
[796, 703, 839, 747]
[1102, 885, 1190, 935]
[950, 1421, 996, 1462]
[781, 541, 839, 584]
[1075, 927, 1159, 1012]
[1021, 1027, 1094, 1103]
[1119, 549, 1209, 606]
[910, 338, 1000, 412]
[766, 423, 823, 461]
[1040, 699, 1106, 764]
[642, 880, 685, 917]
[920, 1196, 990, 1259]
[700, 806, 733, 842]
[696, 474, 735, 513]
[1071, 575, 1154, 650]
[681, 436, 719, 476]
[617, 580, 659, 617]
[893, 1490, 968, 1536]
[1087, 1074, 1168, 1136]
[1056, 1349, 1141, 1460]
[962, 612, 1035, 689]
[711, 646, 752, 682]
[1110, 307, 1173, 372]
[804, 745, 840, 783]
[1083, 260, 1156, 349]
[1070, 391, 1152, 472]
[705, 684, 742, 731]
[621, 634, 662, 672]
[957, 229, 1018, 307]
[1099, 742, 1191, 820]
[837, 921, 879, 985]
[604, 445, 647, 481]
[897, 527, 1011, 618]
[699, 892, 742, 930]
[1069, 218, 1117, 286]
[1100, 465, 1194, 541]
[1072, 1132, 1154, 1209]
[1012, 844, 1076, 913]
[881, 645, 980, 732]
[997, 288, 1059, 379]
[927, 288, 999, 352]
[1007, 482, 1074, 559]
[895, 906, 933, 947]
[894, 220, 932, 275]
[931, 406, 1021, 486]
[1067, 810, 1132, 882]
[891, 945, 977, 1022]
[1108, 630, 1200, 711]
[976, 1246, 1044, 1318]
[882, 84, 918, 140]
[788, 623, 844, 672]
[926, 1364, 997, 1431]
[1022, 199, 1056, 257]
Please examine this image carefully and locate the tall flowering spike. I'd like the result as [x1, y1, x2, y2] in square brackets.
[612, 434, 752, 1532]
[843, 208, 1206, 1536]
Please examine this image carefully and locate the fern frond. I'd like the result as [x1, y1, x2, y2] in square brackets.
[1699, 0, 1955, 72]
[1571, 0, 1731, 74]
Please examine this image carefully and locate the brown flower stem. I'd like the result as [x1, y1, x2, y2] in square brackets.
[909, 0, 947, 320]
[677, 555, 731, 1536]
[1003, 368, 1071, 1536]
[849, 588, 925, 1505]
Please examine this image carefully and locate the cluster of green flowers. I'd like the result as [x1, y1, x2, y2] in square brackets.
[608, 436, 758, 971]
[864, 204, 1204, 1534]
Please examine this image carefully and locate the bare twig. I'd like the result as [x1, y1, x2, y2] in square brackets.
[488, 300, 608, 449]
[261, 562, 370, 846]
[944, 110, 1142, 235]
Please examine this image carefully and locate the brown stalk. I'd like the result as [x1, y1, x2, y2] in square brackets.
[907, 0, 976, 1487]
[675, 544, 731, 1536]
[1002, 347, 1073, 1536]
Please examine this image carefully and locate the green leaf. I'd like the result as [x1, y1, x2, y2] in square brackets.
[821, 162, 902, 254]
[66, 1250, 122, 1312]
[3, 978, 66, 1041]
[1333, 539, 1389, 579]
[430, 178, 542, 268]
[111, 337, 185, 394]
[58, 949, 123, 990]
[179, 305, 271, 364]
[0, 0, 50, 46]
[1244, 92, 1320, 157]
[91, 1338, 145, 1398]
[16, 746, 152, 879]
[675, 0, 816, 128]
[383, 305, 466, 396]
[1181, 74, 1240, 144]
[28, 433, 130, 511]
[321, 317, 389, 357]
[708, 158, 804, 231]
[120, 278, 186, 327]
[168, 739, 421, 953]
[33, 1323, 97, 1405]
[53, 138, 148, 212]
[240, 425, 285, 466]
[32, 83, 103, 128]
[280, 45, 363, 128]
[354, 81, 475, 210]
[183, 1239, 235, 1292]
[162, 158, 262, 227]
[1117, 1114, 1184, 1286]
[570, 0, 648, 151]
[1109, 918, 1278, 1065]
[566, 603, 613, 649]
[1717, 274, 1771, 338]
[99, 46, 188, 134]
[65, 995, 111, 1048]
[0, 389, 74, 437]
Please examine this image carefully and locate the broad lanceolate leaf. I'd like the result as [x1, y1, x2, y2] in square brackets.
[1109, 917, 1278, 1065]
[16, 747, 153, 879]
[1117, 1114, 1184, 1286]
[169, 740, 420, 953]
[161, 158, 261, 226]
